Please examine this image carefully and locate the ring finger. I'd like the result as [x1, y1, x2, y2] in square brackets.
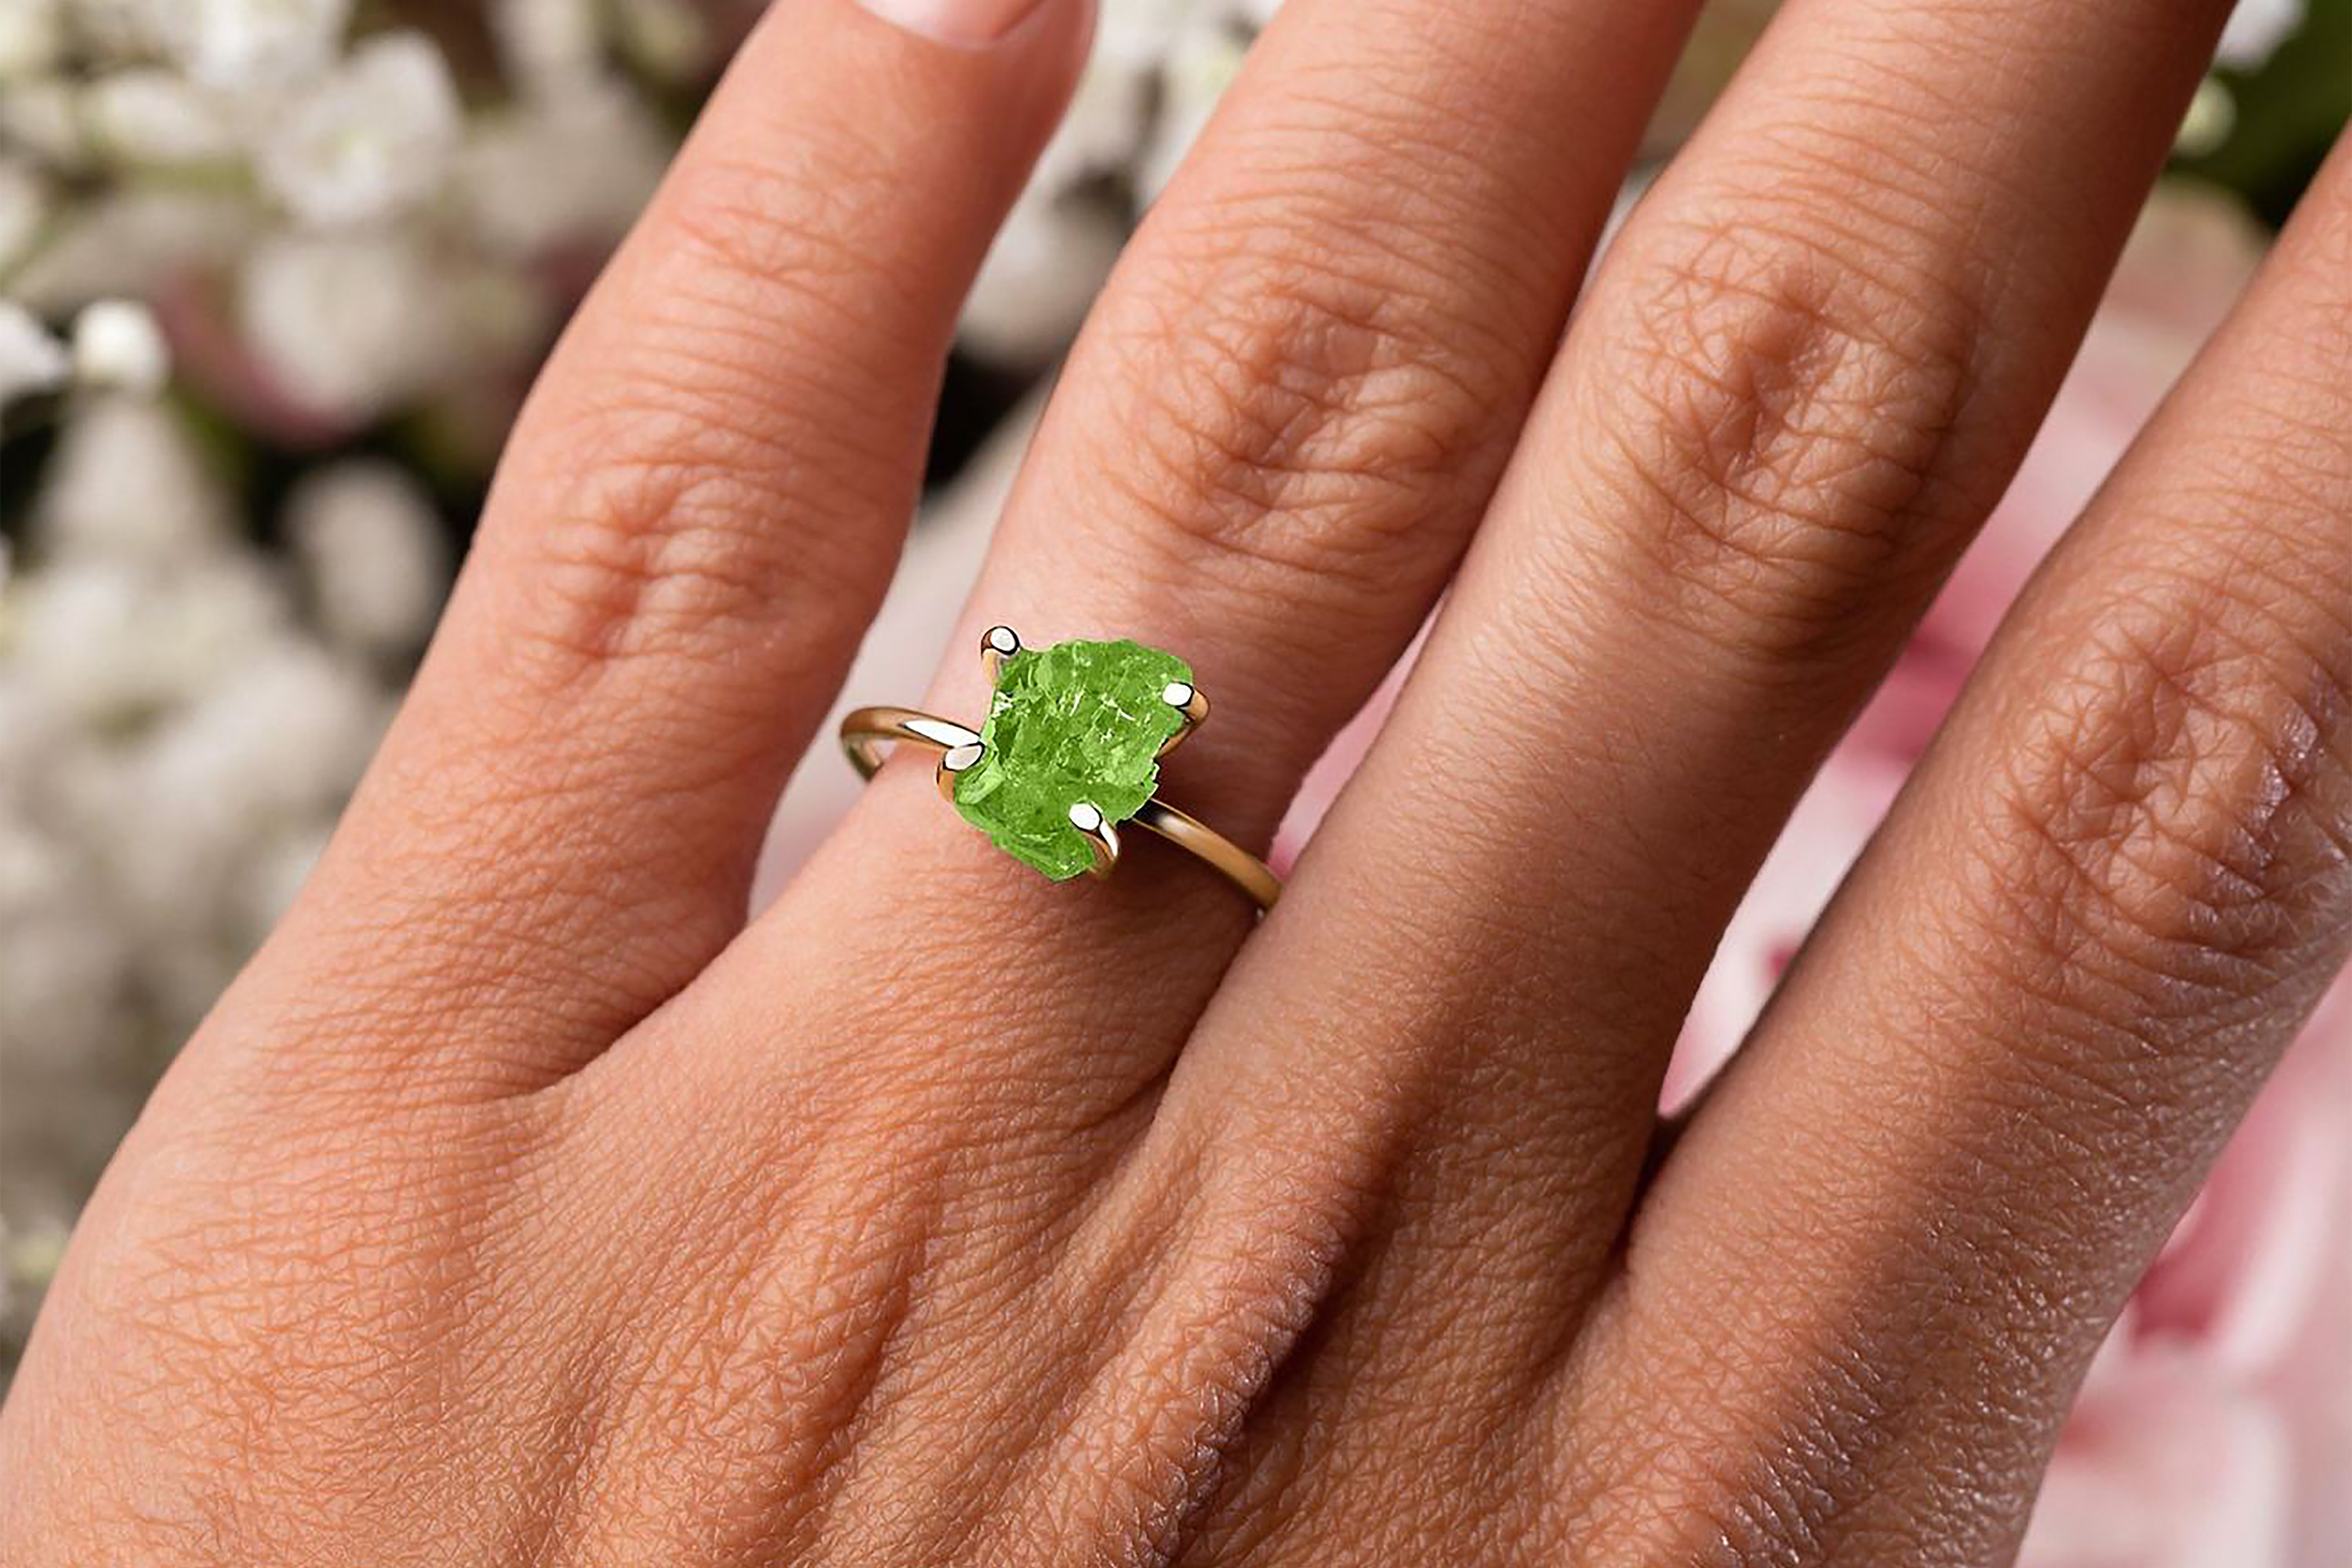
[647, 0, 1711, 1118]
[583, 3, 1715, 1552]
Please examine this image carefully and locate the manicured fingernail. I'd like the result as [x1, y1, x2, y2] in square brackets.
[855, 0, 1048, 45]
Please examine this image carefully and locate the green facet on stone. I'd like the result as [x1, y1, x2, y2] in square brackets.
[953, 637, 1193, 881]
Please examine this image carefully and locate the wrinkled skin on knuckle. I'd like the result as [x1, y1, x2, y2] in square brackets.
[1073, 216, 1514, 615]
[1957, 582, 2352, 1058]
[1580, 204, 1976, 669]
[482, 152, 922, 702]
[1945, 166, 2352, 1049]
[493, 373, 894, 701]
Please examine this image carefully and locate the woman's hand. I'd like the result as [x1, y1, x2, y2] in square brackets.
[6, 0, 2350, 1561]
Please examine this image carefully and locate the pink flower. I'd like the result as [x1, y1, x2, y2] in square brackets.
[2021, 994, 2352, 1568]
[1660, 750, 1904, 1110]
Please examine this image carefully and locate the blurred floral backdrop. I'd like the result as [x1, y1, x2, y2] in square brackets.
[2, 1, 2347, 1562]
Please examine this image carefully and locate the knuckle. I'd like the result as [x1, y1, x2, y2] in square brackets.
[485, 149, 923, 695]
[1964, 583, 2352, 1022]
[1077, 219, 1512, 606]
[1587, 207, 1976, 666]
[499, 370, 892, 694]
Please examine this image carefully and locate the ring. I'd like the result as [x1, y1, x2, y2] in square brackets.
[840, 627, 1282, 912]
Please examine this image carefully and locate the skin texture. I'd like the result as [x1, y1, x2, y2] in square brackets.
[5, 0, 2350, 1562]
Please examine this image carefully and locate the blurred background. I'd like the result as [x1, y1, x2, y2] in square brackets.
[0, 1, 2346, 1560]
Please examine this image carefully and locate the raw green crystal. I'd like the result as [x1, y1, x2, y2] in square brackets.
[954, 637, 1193, 881]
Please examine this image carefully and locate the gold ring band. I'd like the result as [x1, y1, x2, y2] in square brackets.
[840, 705, 1281, 912]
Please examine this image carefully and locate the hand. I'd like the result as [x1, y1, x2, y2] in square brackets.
[6, 0, 2349, 1560]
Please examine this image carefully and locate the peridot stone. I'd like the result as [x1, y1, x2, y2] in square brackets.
[953, 637, 1192, 880]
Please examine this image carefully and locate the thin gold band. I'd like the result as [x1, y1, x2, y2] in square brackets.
[840, 706, 1282, 912]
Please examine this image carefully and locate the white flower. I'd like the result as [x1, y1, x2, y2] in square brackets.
[0, 74, 85, 166]
[83, 67, 245, 166]
[64, 0, 171, 61]
[2219, 0, 2304, 67]
[492, 0, 607, 97]
[612, 0, 713, 85]
[953, 0, 1283, 366]
[158, 0, 354, 93]
[260, 31, 462, 228]
[288, 460, 449, 657]
[5, 188, 249, 313]
[12, 554, 287, 723]
[70, 298, 172, 395]
[34, 396, 225, 562]
[0, 299, 68, 411]
[238, 230, 454, 423]
[962, 188, 1128, 365]
[459, 78, 671, 256]
[109, 641, 384, 910]
[1136, 3, 1255, 201]
[0, 0, 64, 81]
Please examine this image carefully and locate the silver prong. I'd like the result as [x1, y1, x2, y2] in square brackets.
[980, 625, 1022, 684]
[936, 740, 985, 804]
[1156, 681, 1210, 758]
[1068, 802, 1120, 880]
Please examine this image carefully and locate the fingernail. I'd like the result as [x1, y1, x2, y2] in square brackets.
[855, 0, 1050, 45]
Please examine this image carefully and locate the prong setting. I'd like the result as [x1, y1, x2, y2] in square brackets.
[1157, 681, 1210, 757]
[980, 625, 1022, 684]
[1068, 802, 1120, 879]
[937, 740, 985, 804]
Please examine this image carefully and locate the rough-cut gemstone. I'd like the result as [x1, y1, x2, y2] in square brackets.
[954, 637, 1192, 880]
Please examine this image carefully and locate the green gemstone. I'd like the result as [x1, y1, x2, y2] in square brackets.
[953, 637, 1193, 881]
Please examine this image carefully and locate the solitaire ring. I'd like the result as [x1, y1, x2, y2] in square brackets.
[840, 627, 1282, 912]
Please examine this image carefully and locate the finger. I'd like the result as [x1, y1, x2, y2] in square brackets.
[678, 0, 1705, 1098]
[1123, 0, 2241, 1549]
[584, 0, 1708, 1548]
[216, 0, 1091, 1087]
[1588, 137, 2352, 1565]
